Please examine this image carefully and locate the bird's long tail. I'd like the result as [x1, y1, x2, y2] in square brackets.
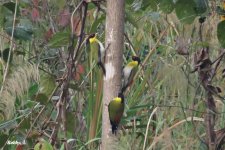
[97, 61, 106, 75]
[121, 79, 133, 93]
[111, 123, 118, 134]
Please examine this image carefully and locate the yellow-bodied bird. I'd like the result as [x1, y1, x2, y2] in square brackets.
[121, 56, 141, 93]
[108, 93, 125, 134]
[88, 33, 106, 75]
[221, 1, 225, 21]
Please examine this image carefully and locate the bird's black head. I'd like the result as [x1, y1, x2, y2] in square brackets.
[132, 56, 141, 65]
[118, 92, 124, 102]
[89, 33, 96, 39]
[86, 33, 96, 45]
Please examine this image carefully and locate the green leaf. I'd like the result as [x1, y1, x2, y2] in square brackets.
[175, 0, 197, 24]
[217, 20, 225, 48]
[159, 0, 175, 14]
[5, 26, 33, 41]
[40, 74, 56, 96]
[48, 31, 70, 48]
[3, 2, 20, 14]
[28, 83, 39, 98]
[34, 139, 53, 150]
[0, 133, 8, 148]
[90, 15, 105, 33]
[194, 0, 208, 15]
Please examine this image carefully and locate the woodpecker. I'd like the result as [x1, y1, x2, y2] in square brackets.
[88, 33, 106, 75]
[121, 56, 141, 93]
[108, 93, 125, 134]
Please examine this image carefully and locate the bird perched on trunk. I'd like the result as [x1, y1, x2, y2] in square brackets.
[121, 56, 141, 93]
[108, 93, 125, 134]
[88, 33, 106, 75]
[220, 1, 225, 21]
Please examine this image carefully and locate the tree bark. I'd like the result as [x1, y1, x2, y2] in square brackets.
[101, 0, 125, 149]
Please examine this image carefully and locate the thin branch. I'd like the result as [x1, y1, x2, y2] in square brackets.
[71, 0, 84, 35]
[50, 2, 88, 149]
[143, 107, 158, 150]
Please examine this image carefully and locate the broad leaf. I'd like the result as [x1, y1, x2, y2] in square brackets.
[5, 26, 33, 41]
[34, 139, 53, 150]
[175, 0, 197, 24]
[159, 0, 174, 14]
[194, 0, 208, 15]
[3, 2, 20, 14]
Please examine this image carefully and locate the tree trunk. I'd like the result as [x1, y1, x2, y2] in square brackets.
[101, 0, 125, 149]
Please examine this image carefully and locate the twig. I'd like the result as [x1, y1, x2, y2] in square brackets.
[50, 2, 88, 149]
[24, 84, 61, 140]
[71, 0, 84, 35]
[143, 107, 158, 150]
[73, 1, 88, 62]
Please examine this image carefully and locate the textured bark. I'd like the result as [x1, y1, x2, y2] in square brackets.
[101, 0, 125, 149]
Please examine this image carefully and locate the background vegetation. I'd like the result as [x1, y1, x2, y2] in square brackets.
[0, 0, 225, 149]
